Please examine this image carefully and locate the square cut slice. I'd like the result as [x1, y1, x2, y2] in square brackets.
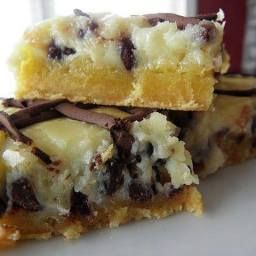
[0, 100, 202, 246]
[181, 75, 256, 177]
[10, 10, 229, 110]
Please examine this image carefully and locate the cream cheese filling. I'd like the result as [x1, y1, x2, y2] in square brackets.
[0, 109, 198, 214]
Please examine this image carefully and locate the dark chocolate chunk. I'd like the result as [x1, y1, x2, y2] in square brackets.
[70, 190, 91, 216]
[120, 38, 136, 71]
[55, 103, 116, 129]
[145, 13, 200, 29]
[48, 41, 76, 60]
[128, 181, 153, 202]
[103, 159, 124, 195]
[252, 136, 256, 148]
[89, 154, 102, 171]
[0, 198, 7, 216]
[146, 143, 154, 156]
[63, 47, 76, 56]
[48, 41, 63, 60]
[111, 128, 134, 159]
[200, 23, 216, 42]
[0, 111, 32, 145]
[89, 21, 98, 31]
[251, 116, 256, 134]
[11, 178, 41, 211]
[78, 28, 86, 38]
[73, 9, 90, 18]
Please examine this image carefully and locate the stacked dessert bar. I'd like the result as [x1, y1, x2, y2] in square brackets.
[0, 10, 230, 246]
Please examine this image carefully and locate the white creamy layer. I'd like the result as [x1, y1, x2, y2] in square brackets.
[184, 95, 256, 176]
[12, 11, 226, 73]
[0, 110, 198, 214]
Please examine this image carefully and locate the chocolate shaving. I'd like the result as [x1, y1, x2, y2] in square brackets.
[31, 147, 52, 165]
[2, 98, 26, 109]
[0, 111, 32, 145]
[55, 103, 116, 129]
[12, 110, 61, 129]
[73, 9, 90, 18]
[145, 13, 200, 29]
[125, 108, 154, 122]
[194, 13, 218, 21]
[0, 111, 53, 165]
[11, 99, 66, 120]
[145, 12, 218, 29]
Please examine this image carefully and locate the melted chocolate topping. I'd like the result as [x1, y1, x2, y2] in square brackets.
[0, 99, 153, 166]
[0, 111, 32, 145]
[55, 102, 117, 129]
[145, 13, 200, 29]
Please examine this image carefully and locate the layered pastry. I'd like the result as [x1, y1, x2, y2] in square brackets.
[0, 99, 201, 247]
[181, 75, 256, 177]
[10, 10, 229, 111]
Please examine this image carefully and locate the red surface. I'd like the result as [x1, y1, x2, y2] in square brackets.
[198, 0, 247, 73]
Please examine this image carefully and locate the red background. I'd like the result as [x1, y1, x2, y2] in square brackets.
[198, 0, 247, 73]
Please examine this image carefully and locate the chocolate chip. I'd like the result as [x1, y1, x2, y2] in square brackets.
[11, 178, 41, 212]
[70, 190, 91, 216]
[89, 21, 98, 31]
[78, 28, 86, 38]
[155, 159, 166, 166]
[251, 116, 256, 134]
[48, 42, 63, 60]
[128, 181, 153, 202]
[146, 143, 154, 156]
[89, 154, 102, 171]
[103, 159, 124, 195]
[135, 155, 142, 163]
[252, 136, 256, 148]
[48, 42, 76, 60]
[200, 23, 216, 42]
[63, 47, 76, 56]
[73, 9, 90, 18]
[111, 129, 134, 159]
[120, 38, 135, 71]
[0, 198, 7, 216]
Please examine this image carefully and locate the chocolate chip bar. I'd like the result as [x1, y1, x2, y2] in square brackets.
[181, 75, 256, 177]
[0, 100, 201, 246]
[10, 10, 229, 111]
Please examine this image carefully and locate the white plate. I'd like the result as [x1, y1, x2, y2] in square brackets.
[3, 160, 256, 256]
